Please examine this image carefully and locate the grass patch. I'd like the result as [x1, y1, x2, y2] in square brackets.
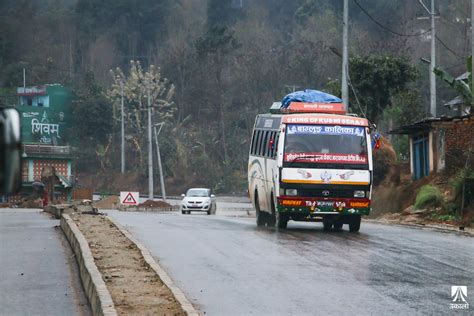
[427, 213, 460, 222]
[414, 185, 444, 210]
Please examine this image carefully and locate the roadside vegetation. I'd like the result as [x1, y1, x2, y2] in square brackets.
[0, 0, 471, 195]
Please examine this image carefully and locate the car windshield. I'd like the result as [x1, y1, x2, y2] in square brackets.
[186, 189, 210, 197]
[284, 124, 368, 167]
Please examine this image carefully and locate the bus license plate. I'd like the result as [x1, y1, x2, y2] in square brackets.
[317, 201, 333, 207]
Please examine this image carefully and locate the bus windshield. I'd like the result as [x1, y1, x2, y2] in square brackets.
[284, 124, 368, 167]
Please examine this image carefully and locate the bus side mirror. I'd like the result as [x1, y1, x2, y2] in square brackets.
[0, 108, 21, 195]
[371, 133, 381, 151]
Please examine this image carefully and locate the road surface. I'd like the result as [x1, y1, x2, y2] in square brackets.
[109, 208, 473, 315]
[0, 209, 91, 316]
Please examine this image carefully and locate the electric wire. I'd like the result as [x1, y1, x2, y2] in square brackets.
[353, 0, 431, 37]
[435, 35, 466, 59]
[354, 0, 466, 60]
[345, 65, 368, 120]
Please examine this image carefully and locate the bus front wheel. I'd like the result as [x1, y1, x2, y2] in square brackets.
[349, 215, 361, 232]
[323, 222, 332, 231]
[333, 222, 343, 231]
[255, 191, 266, 227]
[275, 212, 288, 229]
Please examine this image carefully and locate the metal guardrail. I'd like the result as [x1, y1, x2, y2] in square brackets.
[23, 144, 71, 155]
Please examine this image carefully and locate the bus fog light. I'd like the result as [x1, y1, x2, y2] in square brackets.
[354, 190, 365, 198]
[286, 189, 297, 196]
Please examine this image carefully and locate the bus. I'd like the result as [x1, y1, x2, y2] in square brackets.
[248, 101, 373, 232]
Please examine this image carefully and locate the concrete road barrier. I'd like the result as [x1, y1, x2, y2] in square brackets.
[61, 214, 117, 316]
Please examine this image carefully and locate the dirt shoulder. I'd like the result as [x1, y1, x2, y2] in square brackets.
[70, 212, 185, 316]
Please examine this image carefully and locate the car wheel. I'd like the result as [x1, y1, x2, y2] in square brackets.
[181, 210, 186, 215]
[207, 210, 211, 215]
[349, 215, 361, 232]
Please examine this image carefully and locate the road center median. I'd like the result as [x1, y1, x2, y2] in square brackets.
[61, 211, 198, 315]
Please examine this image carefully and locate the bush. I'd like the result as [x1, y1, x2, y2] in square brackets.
[414, 185, 444, 210]
[450, 168, 474, 205]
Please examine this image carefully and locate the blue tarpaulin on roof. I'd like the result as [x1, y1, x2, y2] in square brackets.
[281, 89, 342, 108]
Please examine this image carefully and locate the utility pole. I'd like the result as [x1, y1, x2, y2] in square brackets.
[23, 68, 26, 89]
[419, 0, 437, 117]
[120, 80, 125, 174]
[341, 0, 349, 111]
[471, 0, 474, 108]
[154, 123, 166, 202]
[430, 0, 437, 117]
[147, 86, 154, 200]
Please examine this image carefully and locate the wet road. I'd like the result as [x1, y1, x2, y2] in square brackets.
[0, 209, 90, 316]
[109, 210, 473, 315]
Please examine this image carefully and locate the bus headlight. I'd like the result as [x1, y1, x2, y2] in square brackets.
[354, 190, 365, 198]
[286, 189, 298, 196]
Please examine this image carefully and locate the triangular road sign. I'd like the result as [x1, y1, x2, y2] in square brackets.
[122, 192, 137, 204]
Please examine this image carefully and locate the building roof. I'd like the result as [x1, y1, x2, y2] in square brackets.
[445, 95, 465, 107]
[390, 114, 472, 135]
[456, 72, 469, 81]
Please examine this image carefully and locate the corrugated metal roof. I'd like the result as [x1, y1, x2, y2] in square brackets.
[456, 72, 469, 81]
[389, 114, 472, 135]
[445, 96, 465, 107]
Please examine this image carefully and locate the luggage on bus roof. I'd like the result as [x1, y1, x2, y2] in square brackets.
[281, 89, 342, 108]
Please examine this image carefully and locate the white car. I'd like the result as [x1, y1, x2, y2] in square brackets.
[180, 188, 216, 215]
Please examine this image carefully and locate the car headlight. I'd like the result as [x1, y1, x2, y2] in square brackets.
[286, 189, 297, 196]
[354, 190, 365, 198]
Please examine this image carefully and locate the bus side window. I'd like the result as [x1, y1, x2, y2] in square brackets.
[265, 132, 272, 158]
[260, 131, 268, 156]
[273, 133, 279, 158]
[253, 130, 262, 156]
[250, 130, 257, 155]
[268, 131, 275, 158]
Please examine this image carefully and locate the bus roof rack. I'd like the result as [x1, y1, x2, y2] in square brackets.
[270, 101, 347, 115]
[270, 102, 282, 114]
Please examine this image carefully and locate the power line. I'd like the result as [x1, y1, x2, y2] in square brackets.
[353, 0, 431, 37]
[435, 35, 465, 59]
[346, 65, 368, 120]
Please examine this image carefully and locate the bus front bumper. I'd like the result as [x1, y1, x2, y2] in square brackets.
[277, 196, 371, 216]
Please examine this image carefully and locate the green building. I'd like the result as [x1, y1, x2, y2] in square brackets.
[12, 84, 74, 203]
[17, 84, 72, 145]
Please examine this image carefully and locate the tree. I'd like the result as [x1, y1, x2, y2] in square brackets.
[106, 61, 176, 169]
[71, 72, 113, 171]
[434, 56, 472, 106]
[349, 55, 419, 123]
